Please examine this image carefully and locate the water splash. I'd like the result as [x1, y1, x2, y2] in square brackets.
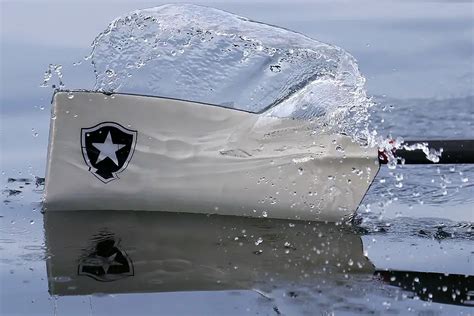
[42, 4, 460, 187]
[85, 4, 444, 168]
[40, 64, 64, 89]
[87, 4, 373, 141]
[376, 133, 445, 163]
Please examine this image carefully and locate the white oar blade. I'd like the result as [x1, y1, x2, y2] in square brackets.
[44, 91, 379, 221]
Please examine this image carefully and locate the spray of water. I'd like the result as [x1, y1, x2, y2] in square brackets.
[84, 4, 373, 143]
[40, 4, 451, 209]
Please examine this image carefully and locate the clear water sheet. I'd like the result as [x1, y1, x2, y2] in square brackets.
[88, 4, 372, 141]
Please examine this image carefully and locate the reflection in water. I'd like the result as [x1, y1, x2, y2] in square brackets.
[44, 211, 473, 307]
[376, 270, 473, 307]
[45, 211, 373, 296]
[77, 238, 134, 282]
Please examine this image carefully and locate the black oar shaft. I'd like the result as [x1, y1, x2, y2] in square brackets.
[380, 140, 474, 164]
[375, 270, 473, 306]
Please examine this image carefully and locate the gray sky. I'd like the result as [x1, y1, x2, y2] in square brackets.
[1, 0, 473, 104]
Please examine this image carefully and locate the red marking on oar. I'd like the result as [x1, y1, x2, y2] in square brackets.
[378, 139, 396, 164]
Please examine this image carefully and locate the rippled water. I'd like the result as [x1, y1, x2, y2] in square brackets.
[1, 1, 473, 315]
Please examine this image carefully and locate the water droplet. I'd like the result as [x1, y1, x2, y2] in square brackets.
[269, 65, 281, 73]
[262, 211, 268, 217]
[255, 237, 263, 246]
[105, 69, 115, 77]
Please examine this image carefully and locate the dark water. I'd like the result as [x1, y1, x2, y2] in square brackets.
[1, 1, 473, 315]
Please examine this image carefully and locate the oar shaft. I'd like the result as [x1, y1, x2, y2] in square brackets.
[380, 140, 474, 164]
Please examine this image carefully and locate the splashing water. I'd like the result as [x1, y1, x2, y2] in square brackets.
[41, 64, 64, 89]
[41, 4, 444, 166]
[38, 4, 450, 215]
[86, 4, 373, 141]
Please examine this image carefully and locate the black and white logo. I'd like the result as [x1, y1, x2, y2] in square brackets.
[81, 122, 137, 183]
[78, 238, 134, 282]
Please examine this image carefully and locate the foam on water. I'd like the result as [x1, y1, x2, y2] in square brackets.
[87, 4, 372, 141]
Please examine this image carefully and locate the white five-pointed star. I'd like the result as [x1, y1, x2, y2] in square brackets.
[92, 131, 126, 166]
[99, 253, 123, 274]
